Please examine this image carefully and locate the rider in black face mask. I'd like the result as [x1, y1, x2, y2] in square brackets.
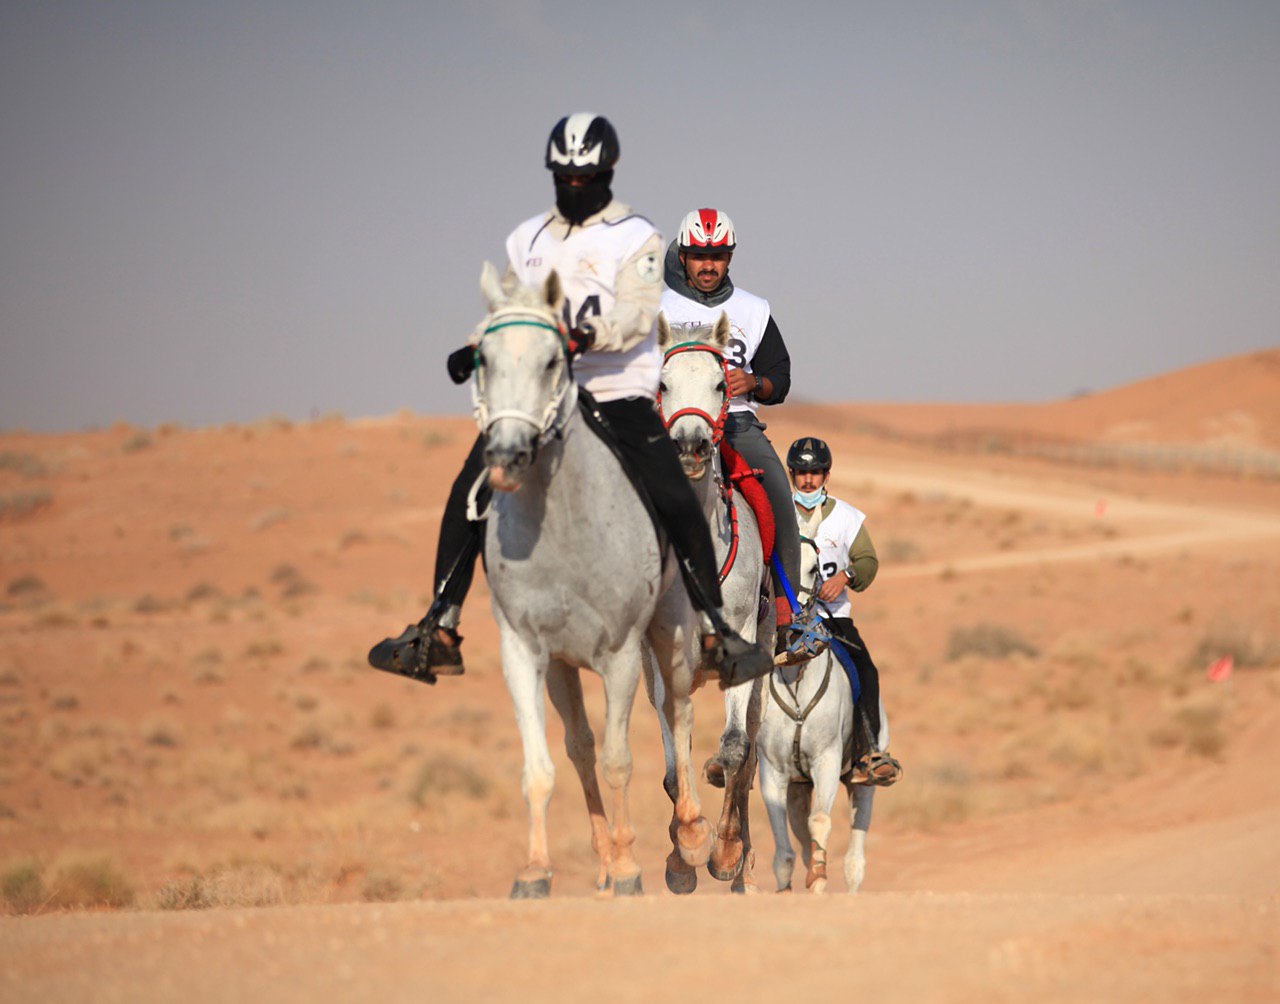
[554, 168, 614, 225]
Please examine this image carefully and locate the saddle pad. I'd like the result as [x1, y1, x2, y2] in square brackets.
[719, 440, 775, 561]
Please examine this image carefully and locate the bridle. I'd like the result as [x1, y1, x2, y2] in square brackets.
[656, 340, 731, 445]
[472, 308, 577, 445]
[657, 339, 740, 582]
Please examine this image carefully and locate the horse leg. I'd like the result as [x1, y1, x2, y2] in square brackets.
[805, 758, 842, 894]
[786, 780, 812, 870]
[545, 659, 612, 892]
[758, 755, 795, 893]
[708, 681, 753, 881]
[731, 677, 765, 894]
[500, 631, 555, 899]
[649, 599, 712, 873]
[597, 652, 644, 897]
[647, 647, 698, 895]
[844, 781, 875, 893]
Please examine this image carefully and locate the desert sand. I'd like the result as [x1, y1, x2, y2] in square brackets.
[1, 349, 1277, 1001]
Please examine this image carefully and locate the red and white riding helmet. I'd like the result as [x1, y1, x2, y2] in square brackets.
[677, 208, 736, 253]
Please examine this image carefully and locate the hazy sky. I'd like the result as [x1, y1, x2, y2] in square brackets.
[3, 2, 1277, 432]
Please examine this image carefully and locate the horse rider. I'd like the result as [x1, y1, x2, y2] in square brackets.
[370, 113, 769, 683]
[788, 436, 903, 786]
[659, 209, 802, 650]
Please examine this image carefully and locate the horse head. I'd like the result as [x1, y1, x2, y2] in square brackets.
[657, 311, 731, 481]
[474, 262, 573, 492]
[796, 535, 822, 606]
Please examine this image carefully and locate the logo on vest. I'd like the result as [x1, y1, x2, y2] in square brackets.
[525, 257, 543, 268]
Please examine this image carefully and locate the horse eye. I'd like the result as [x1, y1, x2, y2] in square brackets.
[659, 381, 668, 394]
[545, 357, 557, 372]
[715, 380, 726, 394]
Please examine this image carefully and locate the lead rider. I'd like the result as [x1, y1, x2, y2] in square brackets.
[370, 113, 768, 682]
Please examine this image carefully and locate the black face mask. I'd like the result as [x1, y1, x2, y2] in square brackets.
[554, 170, 613, 224]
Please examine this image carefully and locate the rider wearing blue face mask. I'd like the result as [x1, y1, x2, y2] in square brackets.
[788, 437, 902, 787]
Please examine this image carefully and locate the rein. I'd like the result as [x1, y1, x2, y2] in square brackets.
[472, 309, 575, 445]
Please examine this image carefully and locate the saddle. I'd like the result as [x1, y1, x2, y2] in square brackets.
[718, 440, 775, 562]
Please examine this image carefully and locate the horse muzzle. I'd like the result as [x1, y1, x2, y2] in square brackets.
[484, 425, 537, 492]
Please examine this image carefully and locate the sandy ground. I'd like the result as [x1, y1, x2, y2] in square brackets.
[1, 349, 1278, 1001]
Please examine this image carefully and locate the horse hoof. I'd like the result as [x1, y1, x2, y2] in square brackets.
[510, 876, 551, 900]
[665, 865, 697, 895]
[707, 842, 745, 882]
[731, 877, 760, 895]
[612, 873, 643, 898]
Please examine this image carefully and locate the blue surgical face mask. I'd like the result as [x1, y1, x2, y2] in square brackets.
[793, 486, 826, 509]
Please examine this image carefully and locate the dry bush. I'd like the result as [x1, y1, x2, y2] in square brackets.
[409, 754, 492, 805]
[0, 490, 53, 520]
[1, 858, 45, 914]
[1190, 621, 1277, 671]
[244, 637, 285, 659]
[50, 691, 80, 711]
[0, 450, 49, 476]
[946, 623, 1039, 662]
[250, 508, 291, 532]
[47, 853, 134, 909]
[361, 869, 409, 903]
[154, 861, 285, 911]
[32, 605, 78, 628]
[133, 593, 173, 614]
[142, 716, 183, 748]
[300, 656, 331, 675]
[48, 739, 118, 785]
[339, 530, 369, 549]
[6, 573, 48, 598]
[1043, 674, 1096, 712]
[1148, 697, 1227, 759]
[186, 582, 224, 602]
[121, 432, 153, 453]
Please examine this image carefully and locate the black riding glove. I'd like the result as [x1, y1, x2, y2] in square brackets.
[447, 346, 476, 384]
[567, 322, 596, 357]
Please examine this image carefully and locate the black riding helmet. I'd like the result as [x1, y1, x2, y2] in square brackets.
[787, 437, 833, 473]
[546, 113, 619, 225]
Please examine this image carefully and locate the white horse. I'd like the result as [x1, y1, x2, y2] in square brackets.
[645, 313, 770, 894]
[475, 264, 712, 898]
[756, 537, 883, 893]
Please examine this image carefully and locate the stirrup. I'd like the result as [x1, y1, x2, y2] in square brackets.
[851, 751, 903, 787]
[368, 613, 464, 685]
[704, 631, 772, 687]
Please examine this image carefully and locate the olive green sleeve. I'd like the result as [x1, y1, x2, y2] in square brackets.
[847, 523, 878, 592]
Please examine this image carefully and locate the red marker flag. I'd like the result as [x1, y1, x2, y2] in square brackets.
[1207, 655, 1234, 682]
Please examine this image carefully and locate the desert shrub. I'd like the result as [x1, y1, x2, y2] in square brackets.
[361, 869, 408, 903]
[154, 862, 284, 910]
[409, 754, 491, 805]
[244, 638, 284, 658]
[250, 508, 291, 532]
[1149, 698, 1226, 759]
[0, 451, 48, 476]
[6, 574, 47, 598]
[133, 593, 171, 614]
[1189, 621, 1277, 671]
[142, 716, 183, 747]
[121, 432, 152, 453]
[946, 623, 1039, 661]
[0, 490, 53, 520]
[47, 854, 134, 909]
[186, 582, 223, 602]
[369, 703, 396, 730]
[1, 858, 45, 914]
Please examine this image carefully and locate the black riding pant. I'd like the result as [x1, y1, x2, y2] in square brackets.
[825, 615, 883, 744]
[433, 396, 724, 618]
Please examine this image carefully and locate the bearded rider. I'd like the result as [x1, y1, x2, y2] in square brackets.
[660, 209, 802, 652]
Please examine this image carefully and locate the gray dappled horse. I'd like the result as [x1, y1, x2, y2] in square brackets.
[645, 312, 771, 894]
[474, 264, 713, 898]
[756, 537, 878, 893]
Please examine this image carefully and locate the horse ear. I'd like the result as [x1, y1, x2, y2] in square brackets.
[542, 270, 564, 313]
[480, 262, 506, 310]
[657, 311, 673, 351]
[711, 311, 730, 349]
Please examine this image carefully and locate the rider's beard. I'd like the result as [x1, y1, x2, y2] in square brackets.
[555, 171, 613, 224]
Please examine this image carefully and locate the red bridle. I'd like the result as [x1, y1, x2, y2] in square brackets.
[656, 341, 731, 444]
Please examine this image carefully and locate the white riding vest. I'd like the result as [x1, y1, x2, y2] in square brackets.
[660, 286, 771, 415]
[508, 213, 662, 402]
[799, 497, 867, 619]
